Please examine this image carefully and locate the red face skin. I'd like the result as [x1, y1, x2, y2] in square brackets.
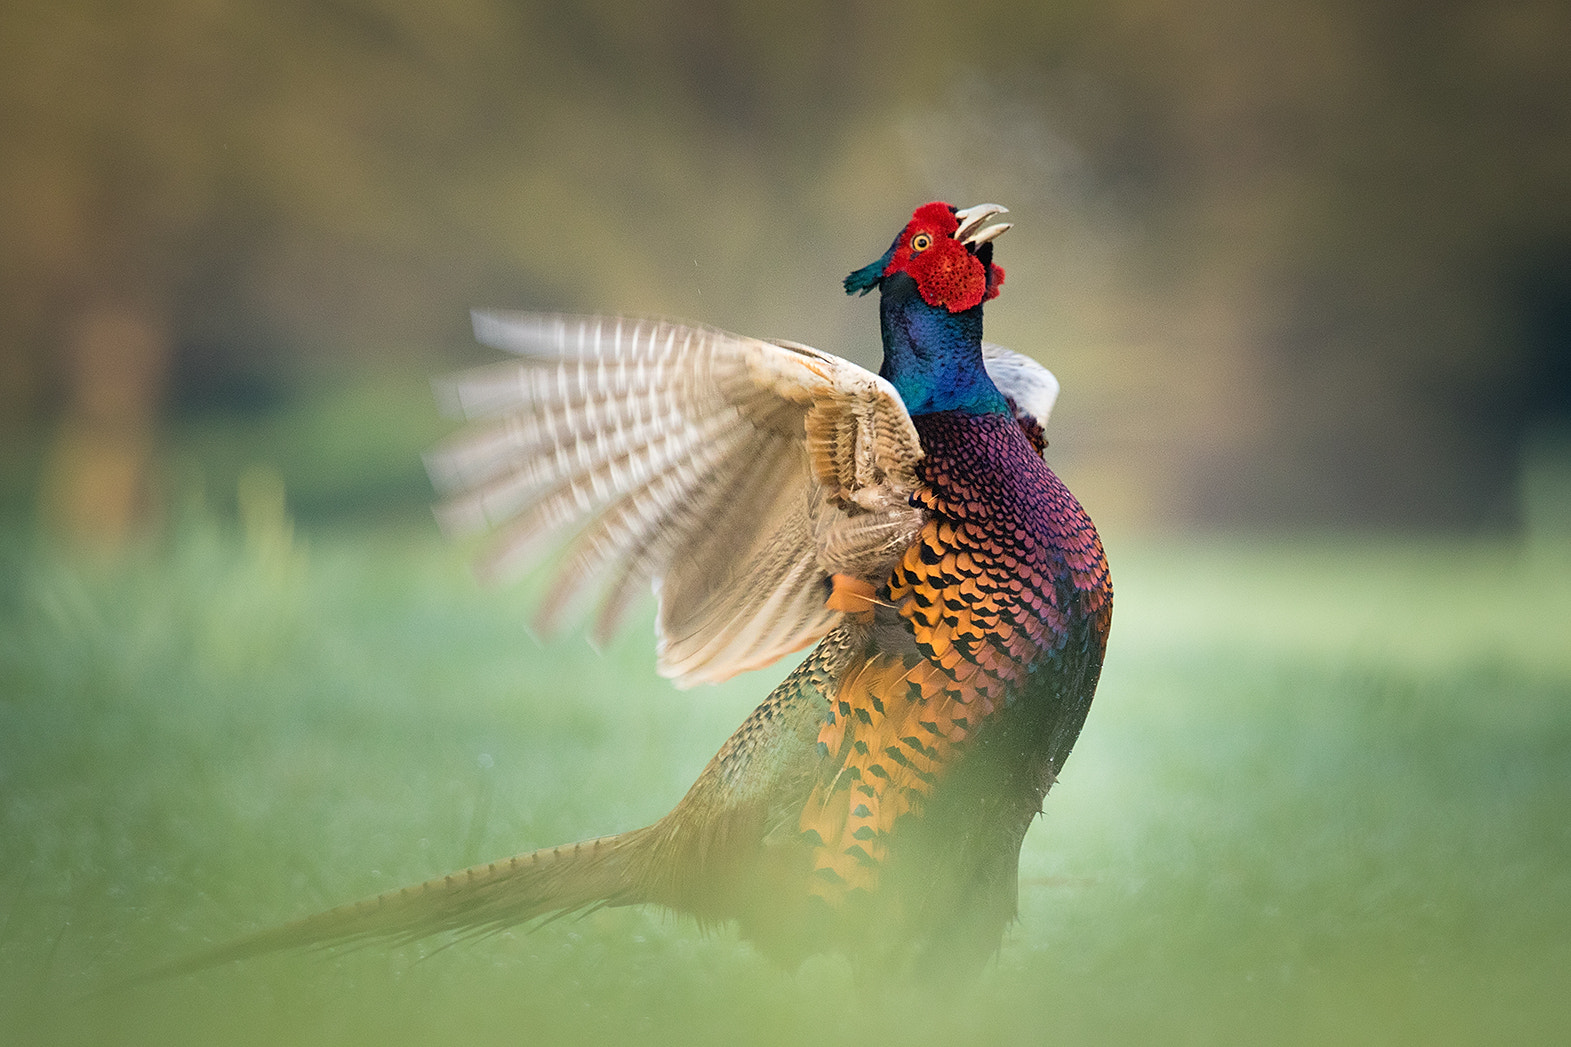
[881, 202, 1005, 313]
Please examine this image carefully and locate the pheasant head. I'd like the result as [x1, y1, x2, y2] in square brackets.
[843, 201, 1008, 312]
[846, 202, 1013, 416]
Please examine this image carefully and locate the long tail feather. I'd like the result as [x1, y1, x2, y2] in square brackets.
[121, 829, 652, 987]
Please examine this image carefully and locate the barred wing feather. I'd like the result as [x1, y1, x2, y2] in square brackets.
[427, 313, 926, 687]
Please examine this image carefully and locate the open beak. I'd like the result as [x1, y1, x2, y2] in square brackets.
[953, 203, 1012, 249]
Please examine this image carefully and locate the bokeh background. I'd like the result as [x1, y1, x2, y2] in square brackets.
[3, 2, 1569, 1045]
[6, 0, 1571, 537]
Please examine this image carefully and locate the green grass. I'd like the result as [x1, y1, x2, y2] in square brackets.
[2, 511, 1568, 1046]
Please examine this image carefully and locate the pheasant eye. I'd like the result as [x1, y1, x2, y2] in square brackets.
[910, 232, 932, 252]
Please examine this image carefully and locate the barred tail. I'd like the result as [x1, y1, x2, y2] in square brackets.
[130, 829, 653, 984]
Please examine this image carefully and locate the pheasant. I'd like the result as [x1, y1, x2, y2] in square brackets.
[163, 202, 1111, 977]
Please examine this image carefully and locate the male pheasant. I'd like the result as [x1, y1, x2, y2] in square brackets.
[167, 202, 1111, 977]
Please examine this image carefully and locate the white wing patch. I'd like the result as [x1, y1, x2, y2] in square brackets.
[982, 342, 1059, 434]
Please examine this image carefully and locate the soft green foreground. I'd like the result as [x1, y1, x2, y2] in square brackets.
[2, 515, 1568, 1046]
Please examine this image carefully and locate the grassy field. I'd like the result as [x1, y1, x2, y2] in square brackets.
[2, 504, 1568, 1046]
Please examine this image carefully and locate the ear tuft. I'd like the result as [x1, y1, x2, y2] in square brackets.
[843, 257, 885, 296]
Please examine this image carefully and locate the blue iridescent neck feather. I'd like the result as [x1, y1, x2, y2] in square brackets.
[875, 272, 1009, 417]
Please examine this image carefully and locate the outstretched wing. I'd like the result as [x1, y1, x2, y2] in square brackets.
[428, 313, 926, 686]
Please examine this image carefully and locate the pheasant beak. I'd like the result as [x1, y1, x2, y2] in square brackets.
[953, 203, 1012, 249]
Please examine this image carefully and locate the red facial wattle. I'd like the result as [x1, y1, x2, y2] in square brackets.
[881, 202, 1006, 313]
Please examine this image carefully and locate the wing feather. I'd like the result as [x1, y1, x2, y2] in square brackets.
[981, 342, 1059, 434]
[429, 312, 926, 686]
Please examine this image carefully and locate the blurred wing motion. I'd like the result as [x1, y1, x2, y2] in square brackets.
[427, 312, 928, 686]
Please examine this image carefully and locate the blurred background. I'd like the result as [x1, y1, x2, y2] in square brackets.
[4, 3, 1571, 1045]
[4, 0, 1569, 541]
